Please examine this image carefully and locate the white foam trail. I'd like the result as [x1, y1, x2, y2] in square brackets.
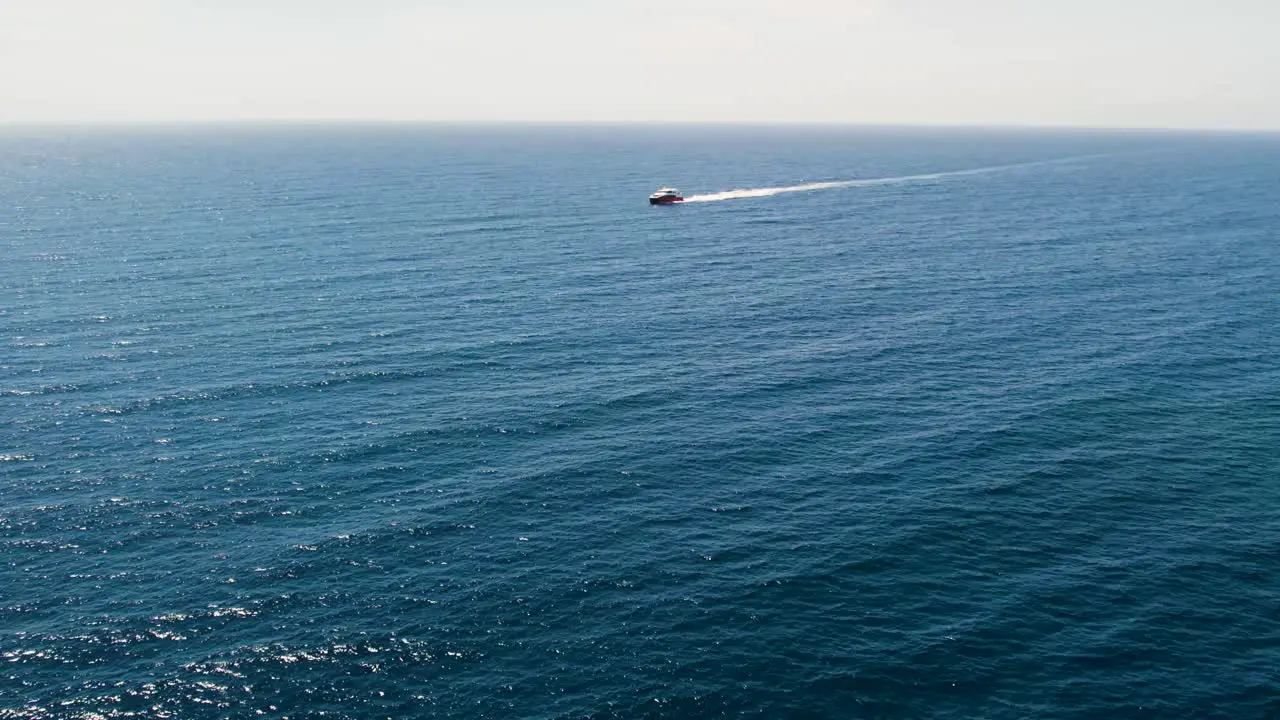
[681, 155, 1099, 203]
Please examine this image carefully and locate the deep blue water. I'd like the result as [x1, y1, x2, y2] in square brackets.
[2, 125, 1279, 718]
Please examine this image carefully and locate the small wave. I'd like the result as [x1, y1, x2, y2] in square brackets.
[4, 384, 79, 397]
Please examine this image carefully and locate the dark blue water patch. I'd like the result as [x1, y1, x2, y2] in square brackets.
[2, 125, 1279, 718]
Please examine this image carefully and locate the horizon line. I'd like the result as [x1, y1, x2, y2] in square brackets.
[0, 118, 1278, 135]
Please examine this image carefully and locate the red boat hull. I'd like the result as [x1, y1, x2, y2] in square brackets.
[649, 196, 684, 205]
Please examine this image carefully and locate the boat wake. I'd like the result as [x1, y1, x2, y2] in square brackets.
[680, 155, 1101, 203]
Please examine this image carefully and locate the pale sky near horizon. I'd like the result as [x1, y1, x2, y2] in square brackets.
[1, 0, 1277, 129]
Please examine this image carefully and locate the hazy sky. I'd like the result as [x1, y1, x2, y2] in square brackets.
[2, 0, 1277, 129]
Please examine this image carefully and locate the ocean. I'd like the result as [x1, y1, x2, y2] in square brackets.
[2, 124, 1278, 718]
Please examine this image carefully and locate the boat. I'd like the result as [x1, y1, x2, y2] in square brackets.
[649, 187, 684, 205]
